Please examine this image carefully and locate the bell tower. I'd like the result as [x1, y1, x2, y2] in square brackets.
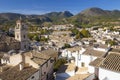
[15, 17, 29, 50]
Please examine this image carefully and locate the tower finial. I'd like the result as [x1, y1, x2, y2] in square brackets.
[16, 16, 22, 23]
[20, 16, 22, 20]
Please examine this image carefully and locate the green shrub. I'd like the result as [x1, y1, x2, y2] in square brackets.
[53, 58, 67, 72]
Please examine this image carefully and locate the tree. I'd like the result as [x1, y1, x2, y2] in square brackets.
[71, 28, 79, 35]
[75, 32, 83, 39]
[54, 58, 67, 72]
[80, 29, 91, 38]
[40, 36, 49, 42]
[106, 40, 117, 46]
[28, 33, 34, 40]
[62, 43, 71, 49]
[33, 35, 40, 41]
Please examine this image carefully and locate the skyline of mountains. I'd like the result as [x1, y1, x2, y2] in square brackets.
[0, 7, 120, 28]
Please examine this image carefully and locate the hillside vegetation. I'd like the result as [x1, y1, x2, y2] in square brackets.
[1, 7, 120, 30]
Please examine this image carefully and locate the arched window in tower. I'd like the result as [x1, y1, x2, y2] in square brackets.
[17, 35, 19, 39]
[24, 45, 26, 49]
[17, 24, 19, 29]
[23, 35, 26, 39]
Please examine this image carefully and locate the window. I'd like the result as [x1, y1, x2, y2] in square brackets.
[81, 62, 85, 67]
[14, 45, 17, 48]
[24, 45, 26, 48]
[47, 74, 49, 79]
[50, 59, 54, 63]
[46, 62, 48, 68]
[90, 56, 93, 61]
[0, 59, 1, 64]
[17, 24, 20, 29]
[17, 35, 19, 38]
[79, 54, 81, 60]
[44, 72, 46, 74]
[31, 76, 34, 79]
[23, 35, 25, 39]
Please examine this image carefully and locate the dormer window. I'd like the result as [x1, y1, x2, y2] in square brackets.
[79, 54, 81, 60]
[24, 45, 26, 48]
[17, 35, 19, 38]
[31, 76, 34, 79]
[23, 35, 25, 39]
[46, 62, 48, 68]
[44, 72, 46, 74]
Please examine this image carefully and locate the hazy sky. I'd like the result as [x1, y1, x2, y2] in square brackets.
[0, 0, 120, 14]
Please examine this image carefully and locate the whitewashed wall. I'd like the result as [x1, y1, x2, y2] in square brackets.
[99, 68, 120, 80]
[7, 54, 22, 66]
[61, 48, 96, 73]
[78, 55, 97, 73]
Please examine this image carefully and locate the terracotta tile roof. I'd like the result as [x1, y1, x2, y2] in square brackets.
[100, 53, 120, 72]
[0, 34, 19, 43]
[40, 48, 58, 56]
[109, 48, 120, 53]
[83, 49, 106, 57]
[25, 51, 51, 65]
[0, 64, 11, 72]
[0, 52, 6, 59]
[97, 44, 108, 49]
[93, 44, 108, 49]
[52, 31, 71, 35]
[32, 57, 49, 65]
[49, 35, 73, 43]
[66, 46, 81, 52]
[81, 38, 94, 41]
[76, 67, 88, 74]
[40, 48, 58, 60]
[0, 65, 38, 80]
[89, 58, 104, 68]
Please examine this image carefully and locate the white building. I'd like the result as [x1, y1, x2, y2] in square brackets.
[90, 53, 120, 80]
[0, 49, 58, 80]
[81, 48, 106, 73]
[62, 46, 85, 67]
[62, 44, 110, 73]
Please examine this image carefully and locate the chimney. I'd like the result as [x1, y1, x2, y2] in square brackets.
[21, 53, 25, 65]
[0, 67, 3, 72]
[108, 44, 110, 47]
[30, 51, 33, 58]
[19, 63, 23, 71]
[20, 53, 25, 71]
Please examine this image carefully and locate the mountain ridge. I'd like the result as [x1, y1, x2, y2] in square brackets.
[0, 11, 73, 26]
[78, 7, 120, 17]
[0, 7, 120, 29]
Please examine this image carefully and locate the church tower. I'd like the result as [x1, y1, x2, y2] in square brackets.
[15, 18, 29, 50]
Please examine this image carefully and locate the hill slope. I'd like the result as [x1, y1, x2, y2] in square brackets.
[70, 7, 120, 27]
